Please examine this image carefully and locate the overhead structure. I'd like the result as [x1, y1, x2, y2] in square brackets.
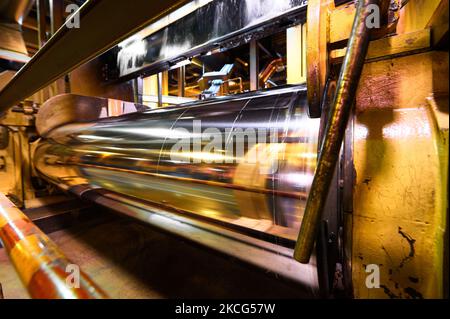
[0, 0, 189, 112]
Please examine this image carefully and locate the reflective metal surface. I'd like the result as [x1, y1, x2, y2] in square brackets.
[35, 86, 320, 242]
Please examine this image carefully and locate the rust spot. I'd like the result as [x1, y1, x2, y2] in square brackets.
[398, 227, 415, 268]
[380, 285, 399, 299]
[408, 276, 419, 284]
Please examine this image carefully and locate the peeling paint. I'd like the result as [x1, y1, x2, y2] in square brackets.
[404, 287, 423, 299]
[398, 227, 416, 268]
[408, 276, 419, 283]
[380, 284, 399, 299]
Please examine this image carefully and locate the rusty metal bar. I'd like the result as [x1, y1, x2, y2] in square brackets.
[294, 0, 382, 263]
[0, 0, 188, 112]
[0, 193, 107, 299]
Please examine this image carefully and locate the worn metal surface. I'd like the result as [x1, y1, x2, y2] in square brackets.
[330, 29, 432, 63]
[0, 193, 107, 298]
[351, 51, 448, 299]
[0, 0, 189, 111]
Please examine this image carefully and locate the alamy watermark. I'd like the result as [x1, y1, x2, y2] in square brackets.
[65, 4, 80, 29]
[65, 263, 80, 288]
[365, 264, 381, 289]
[61, 2, 382, 31]
[167, 120, 282, 173]
[366, 4, 381, 29]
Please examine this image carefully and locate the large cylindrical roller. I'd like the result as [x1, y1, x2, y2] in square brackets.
[34, 85, 320, 242]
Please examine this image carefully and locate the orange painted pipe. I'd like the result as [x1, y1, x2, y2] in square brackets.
[0, 193, 107, 299]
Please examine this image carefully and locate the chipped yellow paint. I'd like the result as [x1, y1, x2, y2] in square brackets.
[397, 0, 443, 34]
[352, 52, 448, 299]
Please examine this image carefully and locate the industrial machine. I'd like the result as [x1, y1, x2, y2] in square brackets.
[0, 0, 448, 299]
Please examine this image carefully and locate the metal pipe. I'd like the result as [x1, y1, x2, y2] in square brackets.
[259, 58, 284, 86]
[294, 0, 381, 263]
[0, 193, 107, 299]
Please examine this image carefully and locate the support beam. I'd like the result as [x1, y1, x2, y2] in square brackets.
[177, 65, 186, 97]
[37, 0, 48, 48]
[49, 0, 64, 36]
[157, 72, 163, 108]
[249, 40, 259, 91]
[50, 0, 67, 95]
[286, 24, 306, 84]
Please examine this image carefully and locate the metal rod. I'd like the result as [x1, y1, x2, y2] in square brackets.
[157, 72, 163, 107]
[0, 193, 107, 299]
[294, 0, 381, 263]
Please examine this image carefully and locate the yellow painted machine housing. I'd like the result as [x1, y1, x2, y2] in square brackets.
[351, 51, 448, 298]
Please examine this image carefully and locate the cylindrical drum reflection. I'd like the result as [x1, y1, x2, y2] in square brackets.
[34, 86, 320, 241]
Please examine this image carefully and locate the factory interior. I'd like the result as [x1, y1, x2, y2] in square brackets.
[0, 0, 448, 300]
